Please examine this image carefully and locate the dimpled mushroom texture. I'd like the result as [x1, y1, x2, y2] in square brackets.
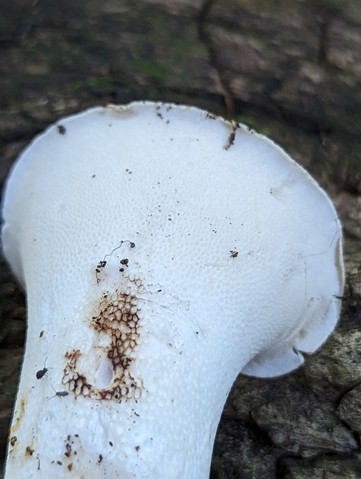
[1, 102, 343, 479]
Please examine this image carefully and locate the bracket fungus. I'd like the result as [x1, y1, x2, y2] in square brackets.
[1, 102, 344, 478]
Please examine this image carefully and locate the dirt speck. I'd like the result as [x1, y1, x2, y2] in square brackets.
[25, 445, 34, 456]
[57, 124, 66, 135]
[224, 121, 238, 150]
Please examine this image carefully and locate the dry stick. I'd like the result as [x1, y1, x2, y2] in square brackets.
[196, 0, 235, 118]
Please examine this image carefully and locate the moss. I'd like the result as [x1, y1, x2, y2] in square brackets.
[69, 77, 115, 92]
[236, 114, 272, 137]
[132, 56, 169, 84]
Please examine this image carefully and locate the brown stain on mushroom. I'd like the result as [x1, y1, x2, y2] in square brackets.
[62, 276, 144, 402]
[10, 436, 17, 448]
[9, 396, 27, 439]
[25, 445, 34, 457]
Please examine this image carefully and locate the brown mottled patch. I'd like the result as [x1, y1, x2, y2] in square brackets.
[62, 277, 144, 402]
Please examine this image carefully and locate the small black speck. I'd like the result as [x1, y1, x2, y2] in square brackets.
[57, 460, 63, 466]
[92, 174, 96, 178]
[109, 441, 113, 447]
[57, 125, 66, 135]
[36, 368, 48, 379]
[55, 391, 69, 398]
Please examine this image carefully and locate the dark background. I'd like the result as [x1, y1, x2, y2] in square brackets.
[1, 1, 361, 477]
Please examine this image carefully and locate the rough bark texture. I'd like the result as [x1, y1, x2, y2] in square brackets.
[0, 0, 360, 477]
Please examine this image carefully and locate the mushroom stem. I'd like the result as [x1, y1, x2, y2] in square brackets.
[8, 277, 240, 477]
[2, 102, 344, 478]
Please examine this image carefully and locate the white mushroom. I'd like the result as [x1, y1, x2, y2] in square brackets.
[1, 102, 344, 478]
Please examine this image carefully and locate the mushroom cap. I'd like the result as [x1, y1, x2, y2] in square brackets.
[2, 102, 344, 378]
[1, 102, 344, 477]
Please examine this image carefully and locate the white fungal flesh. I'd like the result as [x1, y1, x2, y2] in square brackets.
[1, 102, 344, 478]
